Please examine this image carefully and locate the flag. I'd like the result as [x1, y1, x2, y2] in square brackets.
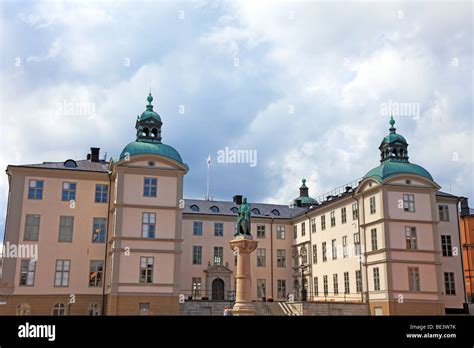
[207, 154, 211, 167]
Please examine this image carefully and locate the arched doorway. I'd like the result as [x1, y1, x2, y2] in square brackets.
[212, 278, 225, 300]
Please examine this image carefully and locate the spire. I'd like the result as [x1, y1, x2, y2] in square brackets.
[389, 115, 396, 133]
[135, 92, 163, 144]
[146, 92, 154, 111]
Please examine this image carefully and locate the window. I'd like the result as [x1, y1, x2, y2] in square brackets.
[192, 246, 202, 265]
[277, 225, 285, 239]
[405, 227, 417, 250]
[444, 272, 455, 295]
[356, 270, 362, 293]
[277, 249, 286, 268]
[95, 184, 108, 203]
[138, 303, 150, 316]
[92, 217, 106, 243]
[54, 260, 70, 287]
[373, 267, 380, 291]
[321, 215, 326, 230]
[214, 223, 223, 237]
[333, 274, 339, 295]
[314, 277, 319, 296]
[192, 277, 202, 297]
[28, 179, 43, 200]
[277, 280, 286, 298]
[193, 221, 203, 236]
[64, 159, 77, 168]
[214, 247, 223, 265]
[342, 236, 348, 258]
[371, 228, 378, 251]
[87, 302, 100, 316]
[19, 259, 36, 286]
[300, 246, 307, 264]
[141, 213, 155, 239]
[140, 257, 154, 283]
[312, 244, 317, 264]
[190, 204, 199, 212]
[251, 208, 260, 215]
[301, 222, 306, 236]
[210, 206, 219, 213]
[352, 203, 358, 220]
[58, 216, 74, 242]
[341, 207, 347, 224]
[257, 248, 266, 267]
[439, 205, 449, 221]
[408, 267, 420, 292]
[61, 182, 76, 201]
[323, 275, 328, 296]
[293, 225, 297, 239]
[257, 279, 266, 298]
[330, 211, 336, 227]
[24, 214, 40, 241]
[257, 225, 266, 238]
[441, 235, 453, 257]
[143, 177, 157, 197]
[231, 207, 238, 214]
[16, 303, 31, 316]
[369, 196, 376, 214]
[354, 233, 361, 256]
[310, 218, 316, 233]
[52, 303, 66, 316]
[403, 194, 415, 212]
[332, 239, 337, 260]
[344, 272, 350, 294]
[271, 209, 280, 216]
[89, 260, 103, 287]
[322, 242, 327, 262]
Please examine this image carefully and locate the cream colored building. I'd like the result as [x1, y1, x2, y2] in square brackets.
[0, 95, 466, 315]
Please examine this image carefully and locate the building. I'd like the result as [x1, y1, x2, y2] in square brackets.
[0, 94, 467, 315]
[460, 198, 474, 304]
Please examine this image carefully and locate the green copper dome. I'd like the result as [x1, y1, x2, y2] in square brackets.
[294, 178, 318, 206]
[139, 93, 162, 122]
[120, 141, 187, 166]
[364, 117, 433, 182]
[364, 161, 433, 182]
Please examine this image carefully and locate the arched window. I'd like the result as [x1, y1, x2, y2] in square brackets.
[300, 246, 308, 264]
[271, 209, 280, 216]
[231, 207, 238, 214]
[52, 303, 66, 316]
[190, 205, 199, 212]
[251, 208, 260, 215]
[63, 159, 77, 168]
[142, 127, 149, 137]
[16, 303, 30, 316]
[210, 206, 219, 213]
[87, 302, 100, 316]
[151, 128, 158, 138]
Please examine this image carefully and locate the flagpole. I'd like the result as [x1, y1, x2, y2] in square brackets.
[206, 155, 211, 200]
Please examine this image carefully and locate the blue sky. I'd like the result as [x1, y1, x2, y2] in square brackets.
[0, 0, 472, 240]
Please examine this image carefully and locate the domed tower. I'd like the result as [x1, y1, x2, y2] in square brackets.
[294, 178, 318, 207]
[364, 117, 433, 182]
[135, 93, 163, 143]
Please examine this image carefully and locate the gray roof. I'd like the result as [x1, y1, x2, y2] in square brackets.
[183, 199, 308, 219]
[436, 191, 458, 198]
[10, 160, 109, 173]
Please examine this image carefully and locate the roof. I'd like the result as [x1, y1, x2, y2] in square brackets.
[119, 141, 187, 167]
[9, 160, 109, 173]
[381, 132, 407, 145]
[364, 160, 433, 182]
[183, 199, 308, 219]
[436, 191, 458, 198]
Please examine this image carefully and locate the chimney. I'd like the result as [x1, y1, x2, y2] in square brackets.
[90, 147, 100, 162]
[460, 197, 470, 217]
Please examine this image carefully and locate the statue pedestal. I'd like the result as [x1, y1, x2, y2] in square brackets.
[229, 235, 258, 316]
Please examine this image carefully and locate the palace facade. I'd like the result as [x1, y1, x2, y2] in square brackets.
[0, 94, 467, 315]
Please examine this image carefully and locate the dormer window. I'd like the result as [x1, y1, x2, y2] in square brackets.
[210, 206, 219, 213]
[63, 159, 77, 168]
[271, 209, 280, 216]
[251, 208, 260, 215]
[190, 205, 199, 212]
[231, 207, 238, 214]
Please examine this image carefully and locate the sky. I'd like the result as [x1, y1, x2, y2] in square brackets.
[0, 0, 472, 240]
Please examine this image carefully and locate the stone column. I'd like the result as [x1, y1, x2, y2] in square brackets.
[229, 235, 258, 316]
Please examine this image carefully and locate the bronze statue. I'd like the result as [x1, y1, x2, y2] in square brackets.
[234, 197, 251, 236]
